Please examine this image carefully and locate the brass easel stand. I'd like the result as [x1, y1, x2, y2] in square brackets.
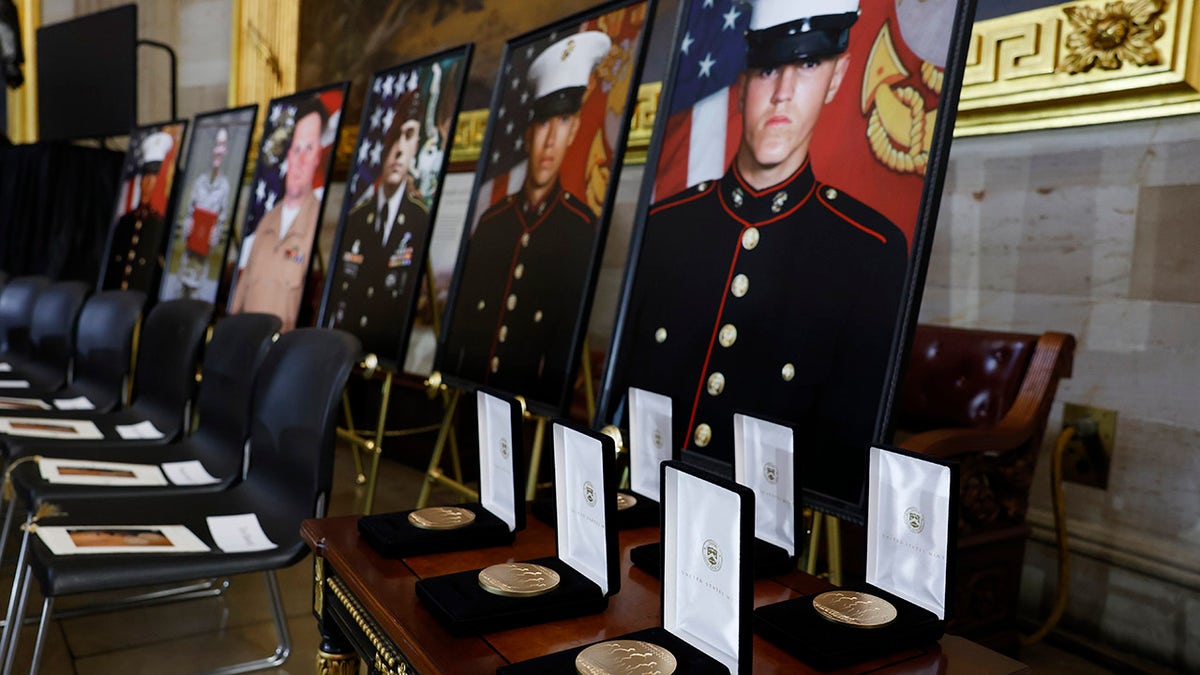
[335, 260, 463, 514]
[802, 509, 843, 586]
[416, 339, 599, 508]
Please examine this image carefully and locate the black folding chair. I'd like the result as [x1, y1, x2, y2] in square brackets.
[0, 328, 359, 674]
[0, 277, 49, 357]
[0, 281, 90, 391]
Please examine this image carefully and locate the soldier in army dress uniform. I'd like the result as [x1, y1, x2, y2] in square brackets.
[100, 131, 174, 293]
[326, 89, 430, 360]
[623, 0, 908, 501]
[440, 31, 612, 407]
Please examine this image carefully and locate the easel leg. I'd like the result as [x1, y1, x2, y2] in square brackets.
[361, 371, 394, 515]
[805, 512, 824, 576]
[803, 513, 844, 585]
[341, 392, 366, 485]
[417, 388, 461, 509]
[525, 417, 547, 502]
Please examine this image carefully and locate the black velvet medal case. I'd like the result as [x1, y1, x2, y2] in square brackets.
[358, 388, 525, 558]
[502, 461, 754, 674]
[753, 445, 959, 671]
[415, 420, 620, 635]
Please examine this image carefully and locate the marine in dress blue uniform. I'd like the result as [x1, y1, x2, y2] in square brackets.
[101, 131, 174, 293]
[621, 0, 907, 500]
[440, 31, 611, 408]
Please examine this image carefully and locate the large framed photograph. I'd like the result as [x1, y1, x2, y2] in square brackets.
[35, 525, 210, 555]
[436, 0, 656, 416]
[98, 120, 188, 294]
[598, 0, 978, 520]
[319, 46, 473, 371]
[227, 83, 350, 332]
[158, 105, 259, 305]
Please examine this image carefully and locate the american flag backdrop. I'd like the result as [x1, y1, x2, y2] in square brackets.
[653, 0, 958, 244]
[469, 2, 649, 234]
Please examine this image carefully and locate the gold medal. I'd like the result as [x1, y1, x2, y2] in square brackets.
[575, 639, 677, 674]
[407, 506, 476, 530]
[477, 562, 560, 597]
[616, 493, 637, 511]
[812, 590, 898, 628]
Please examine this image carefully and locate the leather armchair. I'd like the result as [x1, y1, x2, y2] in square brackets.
[895, 324, 1075, 652]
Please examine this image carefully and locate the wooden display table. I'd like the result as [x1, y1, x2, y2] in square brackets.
[301, 515, 1030, 674]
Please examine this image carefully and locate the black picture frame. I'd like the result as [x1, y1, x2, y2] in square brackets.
[318, 45, 474, 371]
[434, 0, 658, 418]
[97, 119, 189, 296]
[157, 104, 258, 306]
[596, 0, 980, 522]
[226, 81, 350, 333]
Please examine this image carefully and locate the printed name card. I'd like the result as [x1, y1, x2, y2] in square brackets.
[115, 420, 166, 440]
[663, 463, 746, 674]
[0, 380, 31, 389]
[0, 363, 11, 372]
[733, 413, 795, 556]
[39, 458, 168, 486]
[478, 390, 518, 531]
[866, 447, 952, 620]
[162, 460, 221, 486]
[54, 396, 95, 411]
[629, 387, 672, 501]
[554, 423, 610, 595]
[207, 513, 277, 553]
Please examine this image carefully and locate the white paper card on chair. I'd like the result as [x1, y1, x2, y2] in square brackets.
[663, 465, 741, 673]
[162, 460, 221, 486]
[0, 396, 51, 411]
[39, 458, 168, 486]
[866, 447, 952, 620]
[35, 524, 210, 555]
[0, 417, 103, 439]
[0, 362, 11, 372]
[733, 414, 795, 556]
[553, 423, 609, 595]
[207, 513, 277, 553]
[53, 396, 95, 411]
[629, 387, 672, 501]
[0, 380, 30, 389]
[477, 390, 517, 531]
[115, 420, 166, 440]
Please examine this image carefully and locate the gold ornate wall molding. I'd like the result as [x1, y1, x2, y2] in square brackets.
[228, 0, 299, 130]
[956, 0, 1200, 135]
[5, 0, 39, 143]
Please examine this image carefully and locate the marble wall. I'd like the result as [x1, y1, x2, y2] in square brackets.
[924, 115, 1200, 671]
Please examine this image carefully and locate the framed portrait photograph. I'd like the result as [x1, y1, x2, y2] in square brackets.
[319, 46, 473, 370]
[38, 458, 169, 487]
[158, 105, 259, 305]
[598, 0, 978, 520]
[227, 82, 350, 332]
[436, 0, 657, 417]
[98, 120, 189, 294]
[35, 524, 210, 555]
[0, 417, 104, 440]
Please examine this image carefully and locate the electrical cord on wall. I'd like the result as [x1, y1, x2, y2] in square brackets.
[1023, 419, 1097, 645]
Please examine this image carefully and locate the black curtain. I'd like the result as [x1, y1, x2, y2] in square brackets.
[0, 141, 122, 283]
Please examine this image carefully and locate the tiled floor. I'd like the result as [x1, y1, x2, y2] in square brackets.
[0, 441, 1167, 674]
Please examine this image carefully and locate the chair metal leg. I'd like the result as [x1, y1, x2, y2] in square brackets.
[0, 498, 17, 567]
[198, 570, 291, 675]
[27, 597, 52, 675]
[0, 523, 31, 666]
[0, 563, 32, 675]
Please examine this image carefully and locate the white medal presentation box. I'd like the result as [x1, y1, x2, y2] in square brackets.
[358, 388, 525, 557]
[499, 460, 753, 674]
[415, 420, 619, 635]
[754, 445, 958, 670]
[531, 385, 669, 529]
[632, 412, 796, 579]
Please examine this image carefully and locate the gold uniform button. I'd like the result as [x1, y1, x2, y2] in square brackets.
[514, 264, 525, 279]
[476, 300, 486, 311]
[367, 287, 374, 298]
[359, 316, 368, 327]
[534, 310, 544, 323]
[741, 228, 760, 251]
[490, 357, 500, 373]
[341, 282, 349, 291]
[718, 324, 737, 348]
[521, 233, 531, 247]
[825, 187, 838, 200]
[127, 251, 136, 261]
[782, 363, 796, 382]
[130, 235, 140, 246]
[731, 274, 749, 298]
[707, 372, 725, 396]
[654, 328, 667, 343]
[499, 325, 508, 343]
[134, 220, 143, 231]
[693, 423, 712, 447]
[507, 294, 517, 310]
